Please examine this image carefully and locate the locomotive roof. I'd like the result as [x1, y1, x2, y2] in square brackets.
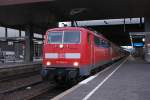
[46, 27, 119, 46]
[46, 26, 107, 40]
[47, 27, 87, 32]
[47, 27, 101, 36]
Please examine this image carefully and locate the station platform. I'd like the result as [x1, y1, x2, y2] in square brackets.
[0, 62, 41, 69]
[52, 56, 150, 100]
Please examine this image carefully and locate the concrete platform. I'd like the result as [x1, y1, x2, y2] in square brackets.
[52, 56, 150, 100]
[0, 62, 41, 69]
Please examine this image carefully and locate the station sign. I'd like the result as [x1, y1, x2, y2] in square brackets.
[133, 42, 144, 47]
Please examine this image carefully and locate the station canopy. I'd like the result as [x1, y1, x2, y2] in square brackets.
[0, 0, 149, 25]
[0, 0, 148, 46]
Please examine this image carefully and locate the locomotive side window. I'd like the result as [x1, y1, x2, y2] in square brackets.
[101, 40, 110, 48]
[105, 41, 110, 48]
[48, 32, 63, 43]
[94, 36, 100, 45]
[64, 31, 80, 44]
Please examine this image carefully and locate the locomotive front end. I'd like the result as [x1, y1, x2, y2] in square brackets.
[41, 28, 83, 82]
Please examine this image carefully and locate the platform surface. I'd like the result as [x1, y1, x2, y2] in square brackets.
[52, 56, 150, 100]
[0, 61, 41, 69]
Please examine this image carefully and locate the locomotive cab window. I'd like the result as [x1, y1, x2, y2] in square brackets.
[48, 31, 80, 44]
[64, 31, 80, 44]
[48, 32, 63, 43]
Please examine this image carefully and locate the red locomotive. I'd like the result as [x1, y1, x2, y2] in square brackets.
[41, 27, 126, 82]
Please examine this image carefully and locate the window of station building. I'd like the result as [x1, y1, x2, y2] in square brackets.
[0, 27, 5, 37]
[7, 28, 19, 37]
[34, 33, 42, 39]
[21, 31, 25, 37]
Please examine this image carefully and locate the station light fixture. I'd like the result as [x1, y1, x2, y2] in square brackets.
[142, 38, 145, 42]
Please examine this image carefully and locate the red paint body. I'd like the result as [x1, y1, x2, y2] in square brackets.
[41, 27, 126, 80]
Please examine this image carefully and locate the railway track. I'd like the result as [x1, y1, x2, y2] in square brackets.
[0, 63, 65, 100]
[0, 73, 72, 100]
[0, 63, 69, 100]
[0, 66, 78, 100]
[0, 74, 42, 94]
[0, 63, 51, 100]
[0, 71, 55, 100]
[0, 59, 124, 100]
[0, 81, 54, 100]
[0, 63, 41, 81]
[30, 85, 72, 100]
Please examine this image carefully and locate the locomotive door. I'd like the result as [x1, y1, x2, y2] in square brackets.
[88, 33, 94, 66]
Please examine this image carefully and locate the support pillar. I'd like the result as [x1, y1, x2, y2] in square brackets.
[24, 25, 34, 63]
[145, 17, 150, 43]
[145, 17, 150, 31]
[5, 27, 7, 39]
[144, 17, 150, 62]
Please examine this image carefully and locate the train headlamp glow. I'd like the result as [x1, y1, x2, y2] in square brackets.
[46, 61, 51, 66]
[73, 62, 79, 66]
[59, 44, 63, 48]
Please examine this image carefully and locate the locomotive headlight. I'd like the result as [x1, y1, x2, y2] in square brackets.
[46, 61, 51, 66]
[59, 44, 63, 48]
[73, 62, 79, 67]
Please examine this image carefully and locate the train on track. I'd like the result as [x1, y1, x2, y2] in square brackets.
[41, 27, 128, 82]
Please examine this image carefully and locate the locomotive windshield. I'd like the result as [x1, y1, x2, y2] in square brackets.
[48, 31, 80, 44]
